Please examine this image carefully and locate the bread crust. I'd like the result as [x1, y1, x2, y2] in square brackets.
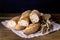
[23, 23, 41, 35]
[6, 16, 20, 29]
[29, 10, 41, 23]
[15, 24, 26, 30]
[18, 10, 31, 27]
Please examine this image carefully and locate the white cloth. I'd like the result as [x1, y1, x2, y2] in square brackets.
[1, 20, 60, 38]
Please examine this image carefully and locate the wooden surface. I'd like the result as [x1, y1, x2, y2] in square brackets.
[0, 13, 60, 40]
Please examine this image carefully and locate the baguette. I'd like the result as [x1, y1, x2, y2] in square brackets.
[15, 24, 26, 30]
[6, 16, 20, 29]
[29, 10, 41, 23]
[18, 10, 31, 27]
[23, 23, 40, 35]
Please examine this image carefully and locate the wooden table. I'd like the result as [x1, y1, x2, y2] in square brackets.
[0, 13, 60, 40]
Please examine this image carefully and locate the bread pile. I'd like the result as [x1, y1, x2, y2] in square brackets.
[6, 10, 53, 35]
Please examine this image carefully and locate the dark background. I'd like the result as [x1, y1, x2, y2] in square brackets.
[0, 0, 60, 13]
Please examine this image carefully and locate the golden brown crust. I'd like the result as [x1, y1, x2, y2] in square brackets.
[23, 23, 41, 35]
[10, 15, 21, 23]
[6, 16, 21, 29]
[15, 24, 26, 30]
[18, 10, 31, 27]
[31, 10, 41, 17]
[20, 10, 31, 20]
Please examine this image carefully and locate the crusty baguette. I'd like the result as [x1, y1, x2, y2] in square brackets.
[6, 16, 20, 29]
[18, 10, 31, 27]
[29, 10, 41, 23]
[15, 24, 26, 30]
[18, 18, 29, 27]
[20, 10, 31, 19]
[23, 23, 41, 35]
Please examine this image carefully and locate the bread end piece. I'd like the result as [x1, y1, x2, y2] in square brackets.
[29, 10, 41, 23]
[15, 24, 26, 30]
[23, 23, 41, 35]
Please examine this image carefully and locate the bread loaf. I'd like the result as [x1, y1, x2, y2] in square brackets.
[6, 16, 20, 29]
[23, 23, 41, 35]
[18, 10, 31, 27]
[29, 10, 41, 23]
